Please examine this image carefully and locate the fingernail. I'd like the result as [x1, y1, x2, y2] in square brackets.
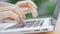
[19, 23, 26, 27]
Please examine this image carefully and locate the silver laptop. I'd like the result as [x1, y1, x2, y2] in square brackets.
[0, 0, 60, 34]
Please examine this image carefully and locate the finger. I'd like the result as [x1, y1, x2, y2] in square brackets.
[8, 11, 24, 25]
[0, 11, 18, 21]
[18, 7, 26, 19]
[12, 6, 26, 19]
[29, 6, 38, 18]
[28, 0, 37, 9]
[21, 8, 29, 14]
[0, 2, 14, 6]
[10, 6, 26, 25]
[16, 1, 27, 7]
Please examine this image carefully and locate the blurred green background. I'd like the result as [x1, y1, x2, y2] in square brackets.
[7, 0, 57, 19]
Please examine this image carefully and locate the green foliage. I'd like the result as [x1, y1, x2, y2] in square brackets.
[8, 0, 22, 4]
[25, 13, 32, 19]
[34, 0, 48, 7]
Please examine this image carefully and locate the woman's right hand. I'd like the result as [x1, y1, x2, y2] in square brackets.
[0, 2, 26, 26]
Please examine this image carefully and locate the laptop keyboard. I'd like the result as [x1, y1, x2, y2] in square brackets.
[0, 18, 56, 30]
[25, 18, 51, 28]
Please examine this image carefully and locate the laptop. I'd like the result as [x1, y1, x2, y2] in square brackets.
[0, 0, 60, 34]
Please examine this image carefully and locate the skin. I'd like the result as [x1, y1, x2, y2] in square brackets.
[0, 2, 26, 26]
[0, 11, 19, 22]
[16, 0, 38, 18]
[0, 0, 38, 26]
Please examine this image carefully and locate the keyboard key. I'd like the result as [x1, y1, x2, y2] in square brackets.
[39, 19, 44, 27]
[42, 19, 50, 27]
[25, 20, 36, 27]
[32, 20, 41, 27]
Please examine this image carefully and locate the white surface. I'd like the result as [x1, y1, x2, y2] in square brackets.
[0, 21, 17, 30]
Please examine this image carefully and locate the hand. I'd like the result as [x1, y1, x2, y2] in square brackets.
[0, 2, 26, 26]
[16, 0, 38, 18]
